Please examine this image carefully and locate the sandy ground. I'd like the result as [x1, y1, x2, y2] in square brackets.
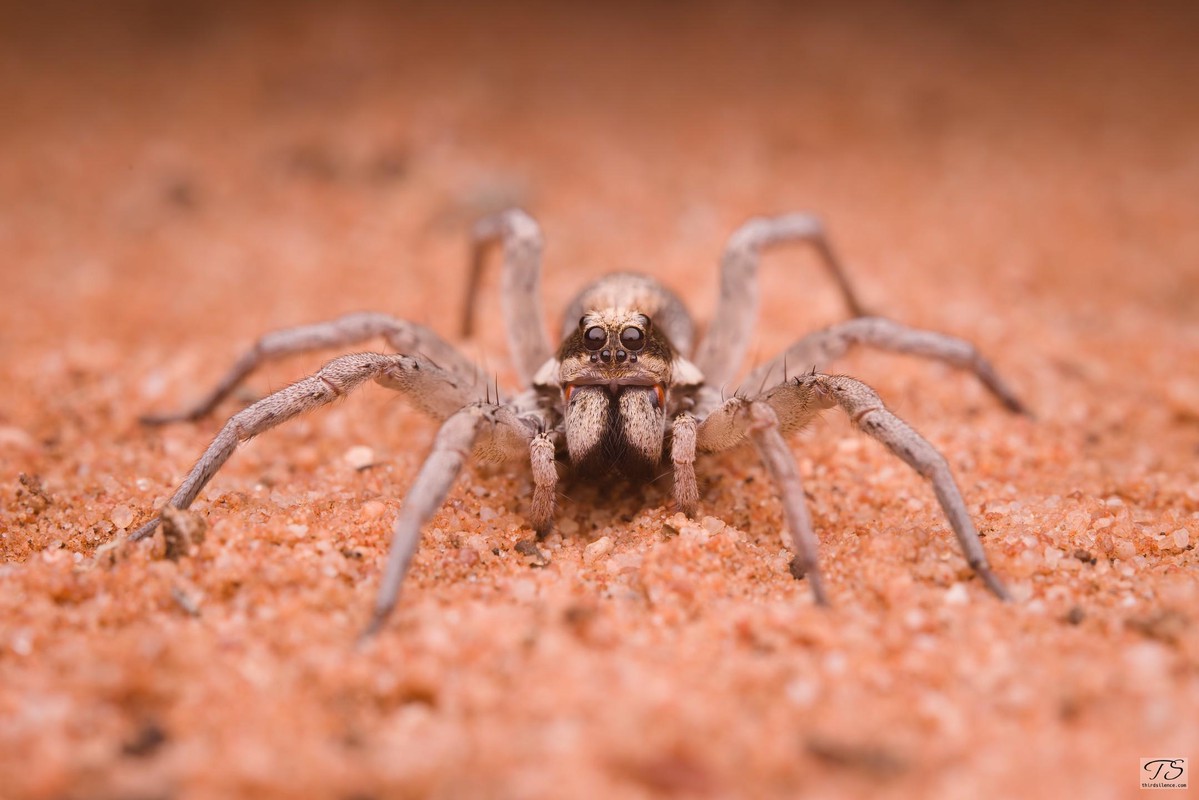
[1, 2, 1197, 798]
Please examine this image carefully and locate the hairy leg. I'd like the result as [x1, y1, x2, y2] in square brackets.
[745, 401, 829, 604]
[694, 213, 868, 387]
[142, 312, 483, 424]
[808, 374, 1011, 599]
[740, 316, 1028, 415]
[130, 352, 475, 541]
[528, 432, 559, 536]
[461, 209, 552, 385]
[670, 412, 699, 517]
[696, 373, 1011, 601]
[362, 403, 506, 638]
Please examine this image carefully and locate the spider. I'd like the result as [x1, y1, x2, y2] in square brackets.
[129, 209, 1027, 636]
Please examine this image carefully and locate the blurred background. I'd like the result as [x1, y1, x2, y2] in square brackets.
[2, 0, 1196, 353]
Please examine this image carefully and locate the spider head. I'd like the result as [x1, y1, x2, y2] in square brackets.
[557, 311, 676, 480]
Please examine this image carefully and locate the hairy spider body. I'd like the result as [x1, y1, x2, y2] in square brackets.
[556, 281, 691, 483]
[130, 210, 1026, 637]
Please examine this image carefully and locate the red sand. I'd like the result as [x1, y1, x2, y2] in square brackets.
[1, 3, 1197, 798]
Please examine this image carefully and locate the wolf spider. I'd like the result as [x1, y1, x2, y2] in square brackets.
[130, 210, 1026, 636]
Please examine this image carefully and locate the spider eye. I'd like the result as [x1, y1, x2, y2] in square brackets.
[619, 326, 645, 351]
[583, 326, 607, 351]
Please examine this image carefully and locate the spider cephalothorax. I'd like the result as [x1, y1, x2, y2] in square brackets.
[129, 209, 1027, 637]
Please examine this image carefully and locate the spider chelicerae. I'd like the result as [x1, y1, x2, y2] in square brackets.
[130, 210, 1026, 636]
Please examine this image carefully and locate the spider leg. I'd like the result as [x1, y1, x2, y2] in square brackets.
[745, 401, 829, 604]
[670, 412, 700, 517]
[363, 402, 517, 638]
[461, 209, 552, 386]
[142, 312, 483, 424]
[694, 213, 867, 387]
[740, 316, 1028, 415]
[130, 352, 475, 541]
[528, 432, 559, 536]
[695, 373, 1011, 602]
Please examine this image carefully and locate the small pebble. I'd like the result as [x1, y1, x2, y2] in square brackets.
[344, 445, 376, 470]
[294, 446, 320, 469]
[10, 629, 33, 657]
[160, 506, 207, 561]
[785, 678, 819, 707]
[0, 425, 36, 450]
[360, 500, 387, 520]
[1113, 539, 1137, 560]
[1172, 528, 1189, 549]
[110, 504, 135, 530]
[584, 536, 613, 563]
[511, 579, 537, 602]
[1124, 642, 1170, 683]
[515, 539, 549, 566]
[944, 583, 969, 605]
[607, 552, 643, 574]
